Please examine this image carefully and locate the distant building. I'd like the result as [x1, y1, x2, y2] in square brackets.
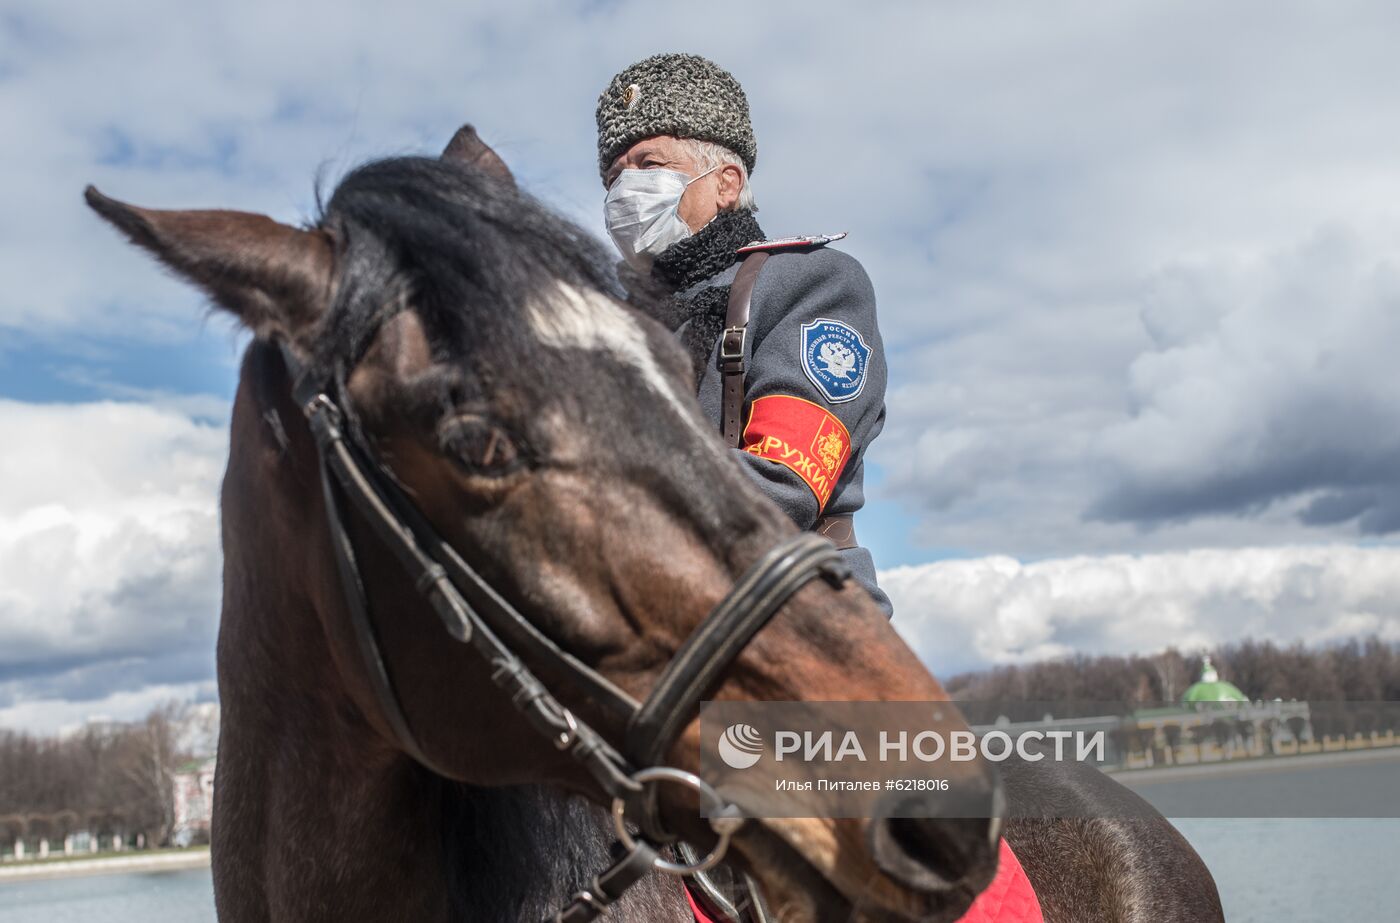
[970, 658, 1329, 770]
[172, 757, 216, 846]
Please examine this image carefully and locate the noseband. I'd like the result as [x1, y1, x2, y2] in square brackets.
[276, 340, 850, 922]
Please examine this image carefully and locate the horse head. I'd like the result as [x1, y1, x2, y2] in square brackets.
[86, 127, 1001, 922]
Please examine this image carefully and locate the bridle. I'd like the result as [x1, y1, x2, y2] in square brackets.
[276, 339, 851, 922]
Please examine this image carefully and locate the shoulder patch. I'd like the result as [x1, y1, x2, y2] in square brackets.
[800, 318, 870, 404]
[741, 395, 852, 510]
[736, 232, 847, 254]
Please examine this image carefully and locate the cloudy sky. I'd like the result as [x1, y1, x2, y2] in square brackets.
[3, 1, 1400, 730]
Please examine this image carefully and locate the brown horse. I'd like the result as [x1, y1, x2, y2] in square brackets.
[86, 127, 1221, 923]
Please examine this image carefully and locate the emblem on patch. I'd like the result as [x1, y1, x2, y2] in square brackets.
[814, 428, 846, 473]
[622, 83, 641, 109]
[800, 318, 870, 404]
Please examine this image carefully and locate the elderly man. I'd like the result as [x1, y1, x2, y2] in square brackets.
[596, 53, 893, 617]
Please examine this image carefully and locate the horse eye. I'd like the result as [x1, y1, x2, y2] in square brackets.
[439, 416, 522, 476]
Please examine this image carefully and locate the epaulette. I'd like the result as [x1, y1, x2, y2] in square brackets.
[735, 232, 847, 255]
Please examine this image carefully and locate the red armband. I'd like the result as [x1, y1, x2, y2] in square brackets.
[740, 395, 852, 510]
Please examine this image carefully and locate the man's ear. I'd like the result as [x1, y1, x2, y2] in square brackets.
[441, 124, 516, 190]
[715, 163, 745, 211]
[84, 185, 334, 338]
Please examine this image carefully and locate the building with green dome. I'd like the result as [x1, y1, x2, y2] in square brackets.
[1182, 656, 1250, 707]
[972, 655, 1400, 771]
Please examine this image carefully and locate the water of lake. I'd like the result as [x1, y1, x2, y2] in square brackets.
[0, 821, 1394, 921]
[1178, 818, 1397, 922]
[0, 867, 216, 921]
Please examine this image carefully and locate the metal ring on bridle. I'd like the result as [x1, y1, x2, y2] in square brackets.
[611, 767, 746, 876]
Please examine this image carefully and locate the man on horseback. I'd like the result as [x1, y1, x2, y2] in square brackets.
[597, 52, 894, 617]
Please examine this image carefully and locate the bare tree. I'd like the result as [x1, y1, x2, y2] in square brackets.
[113, 703, 185, 846]
[1151, 648, 1189, 703]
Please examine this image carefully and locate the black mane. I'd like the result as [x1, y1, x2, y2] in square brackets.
[307, 156, 649, 382]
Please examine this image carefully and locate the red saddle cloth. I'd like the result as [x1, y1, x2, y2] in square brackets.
[684, 840, 1041, 923]
[957, 840, 1043, 923]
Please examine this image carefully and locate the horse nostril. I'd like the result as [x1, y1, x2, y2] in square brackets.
[867, 774, 1003, 894]
[874, 814, 995, 892]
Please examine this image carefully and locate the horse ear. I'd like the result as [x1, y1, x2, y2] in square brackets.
[84, 185, 333, 337]
[441, 124, 516, 189]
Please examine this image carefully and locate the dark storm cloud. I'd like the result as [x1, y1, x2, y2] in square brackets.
[1087, 233, 1400, 535]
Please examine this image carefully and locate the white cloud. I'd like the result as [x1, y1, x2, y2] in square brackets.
[0, 399, 225, 727]
[0, 681, 216, 736]
[882, 545, 1400, 678]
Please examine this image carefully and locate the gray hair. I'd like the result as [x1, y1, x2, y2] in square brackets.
[678, 138, 757, 213]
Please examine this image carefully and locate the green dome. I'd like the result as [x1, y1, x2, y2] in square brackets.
[1183, 681, 1249, 704]
[1182, 656, 1249, 705]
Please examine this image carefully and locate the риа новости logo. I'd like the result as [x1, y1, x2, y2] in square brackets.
[718, 723, 764, 769]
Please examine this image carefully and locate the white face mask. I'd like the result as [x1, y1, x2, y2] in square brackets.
[604, 166, 718, 271]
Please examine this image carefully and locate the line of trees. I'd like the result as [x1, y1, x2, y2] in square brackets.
[943, 636, 1400, 705]
[0, 703, 190, 850]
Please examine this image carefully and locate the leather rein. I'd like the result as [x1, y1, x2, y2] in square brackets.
[275, 339, 850, 922]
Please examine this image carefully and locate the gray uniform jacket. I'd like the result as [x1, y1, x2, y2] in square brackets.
[674, 243, 893, 616]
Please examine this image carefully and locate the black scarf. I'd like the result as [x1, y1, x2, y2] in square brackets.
[649, 209, 764, 379]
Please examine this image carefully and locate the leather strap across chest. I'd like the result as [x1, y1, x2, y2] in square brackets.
[719, 250, 768, 449]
